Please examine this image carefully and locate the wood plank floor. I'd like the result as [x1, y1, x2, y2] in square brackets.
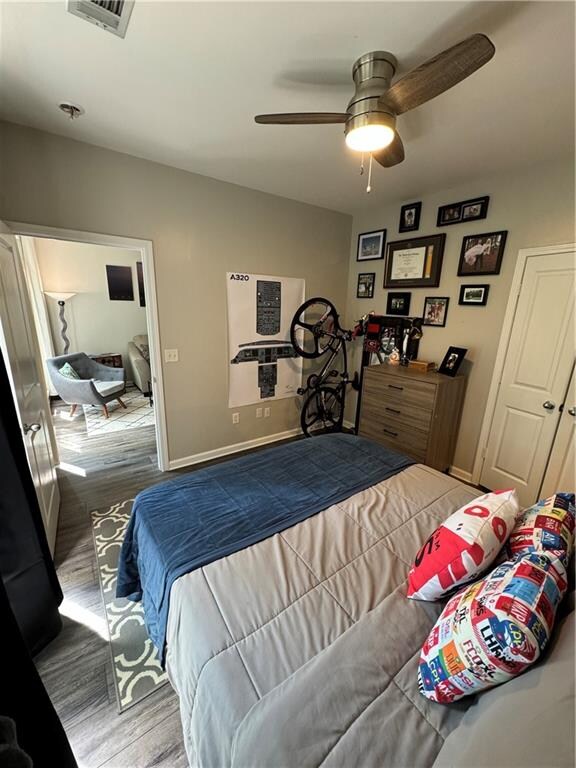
[34, 399, 190, 768]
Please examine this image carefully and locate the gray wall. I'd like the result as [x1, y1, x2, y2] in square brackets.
[0, 121, 352, 465]
[344, 159, 575, 477]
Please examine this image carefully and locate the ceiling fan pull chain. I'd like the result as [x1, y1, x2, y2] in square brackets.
[360, 152, 365, 176]
[366, 153, 373, 193]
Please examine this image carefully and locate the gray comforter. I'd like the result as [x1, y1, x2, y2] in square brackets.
[165, 464, 479, 767]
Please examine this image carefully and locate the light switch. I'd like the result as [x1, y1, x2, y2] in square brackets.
[165, 349, 179, 363]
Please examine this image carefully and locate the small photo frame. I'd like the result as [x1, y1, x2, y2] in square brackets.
[438, 346, 467, 377]
[386, 292, 411, 315]
[423, 296, 450, 327]
[357, 229, 386, 261]
[458, 231, 507, 276]
[459, 284, 490, 306]
[357, 272, 375, 299]
[437, 196, 489, 227]
[399, 202, 421, 233]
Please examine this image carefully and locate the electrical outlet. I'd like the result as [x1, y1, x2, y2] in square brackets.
[256, 407, 263, 418]
[232, 412, 240, 424]
[164, 349, 179, 363]
[264, 407, 271, 418]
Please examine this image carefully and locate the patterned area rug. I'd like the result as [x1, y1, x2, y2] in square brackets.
[83, 385, 155, 436]
[91, 499, 168, 712]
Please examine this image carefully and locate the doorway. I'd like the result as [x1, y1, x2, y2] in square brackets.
[7, 222, 168, 472]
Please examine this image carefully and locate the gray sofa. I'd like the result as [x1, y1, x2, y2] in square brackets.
[46, 353, 126, 419]
[127, 334, 151, 394]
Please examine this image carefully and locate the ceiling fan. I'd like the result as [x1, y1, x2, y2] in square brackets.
[255, 34, 495, 170]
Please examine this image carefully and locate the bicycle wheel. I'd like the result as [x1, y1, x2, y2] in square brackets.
[301, 385, 344, 437]
[290, 297, 342, 359]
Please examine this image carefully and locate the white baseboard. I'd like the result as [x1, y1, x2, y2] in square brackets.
[343, 419, 356, 431]
[168, 428, 302, 471]
[449, 466, 474, 485]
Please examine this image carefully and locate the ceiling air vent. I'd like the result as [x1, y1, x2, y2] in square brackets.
[67, 0, 135, 38]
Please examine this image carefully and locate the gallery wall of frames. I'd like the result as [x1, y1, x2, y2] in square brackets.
[345, 160, 575, 477]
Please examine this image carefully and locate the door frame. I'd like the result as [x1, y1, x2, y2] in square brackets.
[6, 221, 170, 472]
[472, 241, 576, 486]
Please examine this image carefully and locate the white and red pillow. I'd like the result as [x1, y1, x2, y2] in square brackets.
[407, 490, 519, 601]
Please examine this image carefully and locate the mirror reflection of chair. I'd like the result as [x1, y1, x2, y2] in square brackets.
[46, 353, 126, 419]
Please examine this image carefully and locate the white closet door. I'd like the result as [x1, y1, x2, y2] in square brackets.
[540, 364, 575, 499]
[480, 249, 575, 506]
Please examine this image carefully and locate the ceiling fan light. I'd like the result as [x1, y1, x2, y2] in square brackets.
[345, 124, 395, 152]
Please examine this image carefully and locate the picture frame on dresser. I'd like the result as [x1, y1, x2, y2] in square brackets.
[384, 234, 446, 288]
[438, 346, 467, 377]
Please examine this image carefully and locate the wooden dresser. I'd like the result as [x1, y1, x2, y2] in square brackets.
[357, 364, 465, 472]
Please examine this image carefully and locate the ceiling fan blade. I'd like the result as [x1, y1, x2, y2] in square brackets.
[254, 112, 348, 125]
[387, 34, 495, 115]
[373, 132, 405, 168]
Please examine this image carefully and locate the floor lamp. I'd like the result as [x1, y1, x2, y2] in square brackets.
[44, 292, 77, 354]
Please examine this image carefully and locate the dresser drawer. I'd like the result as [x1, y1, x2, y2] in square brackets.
[358, 411, 429, 462]
[361, 392, 432, 432]
[363, 369, 436, 411]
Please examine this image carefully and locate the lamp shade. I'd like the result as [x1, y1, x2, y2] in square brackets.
[44, 292, 77, 301]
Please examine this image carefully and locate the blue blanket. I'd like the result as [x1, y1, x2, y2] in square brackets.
[116, 433, 414, 662]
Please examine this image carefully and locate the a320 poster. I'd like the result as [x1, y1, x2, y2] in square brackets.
[226, 272, 305, 408]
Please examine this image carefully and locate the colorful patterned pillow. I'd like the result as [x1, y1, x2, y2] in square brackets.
[418, 551, 568, 703]
[59, 362, 80, 379]
[407, 490, 519, 601]
[508, 493, 575, 566]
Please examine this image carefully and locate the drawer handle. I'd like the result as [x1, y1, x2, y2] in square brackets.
[383, 428, 398, 437]
[388, 384, 404, 391]
[385, 407, 401, 415]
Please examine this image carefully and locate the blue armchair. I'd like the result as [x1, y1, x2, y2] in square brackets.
[46, 353, 126, 419]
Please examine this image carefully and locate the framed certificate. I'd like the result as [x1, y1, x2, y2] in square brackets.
[390, 247, 426, 280]
[384, 234, 446, 288]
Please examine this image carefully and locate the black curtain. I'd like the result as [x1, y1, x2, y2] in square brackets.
[0, 348, 77, 767]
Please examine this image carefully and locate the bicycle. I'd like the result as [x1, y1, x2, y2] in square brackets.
[290, 297, 362, 437]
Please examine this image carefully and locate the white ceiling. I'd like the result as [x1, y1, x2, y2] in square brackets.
[1, 1, 574, 214]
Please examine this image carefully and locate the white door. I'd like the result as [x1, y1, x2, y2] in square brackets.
[0, 222, 60, 553]
[480, 248, 575, 506]
[540, 364, 575, 498]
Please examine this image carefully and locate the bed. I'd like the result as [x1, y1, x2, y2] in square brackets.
[117, 434, 575, 768]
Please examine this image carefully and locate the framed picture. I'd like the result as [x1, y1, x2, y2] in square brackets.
[106, 265, 134, 301]
[399, 202, 421, 233]
[384, 234, 446, 288]
[458, 231, 507, 276]
[357, 272, 375, 299]
[136, 261, 146, 307]
[423, 296, 450, 327]
[459, 284, 490, 306]
[357, 229, 386, 261]
[437, 196, 489, 227]
[438, 346, 467, 377]
[386, 292, 411, 315]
